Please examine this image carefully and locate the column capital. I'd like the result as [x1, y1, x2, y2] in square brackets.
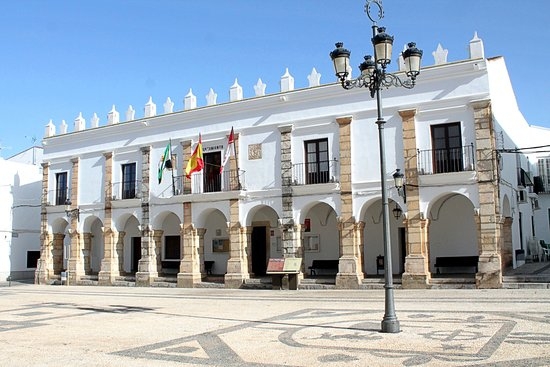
[335, 116, 353, 126]
[278, 124, 293, 134]
[470, 98, 491, 110]
[398, 108, 417, 119]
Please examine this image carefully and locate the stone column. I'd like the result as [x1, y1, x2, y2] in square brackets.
[52, 233, 65, 274]
[278, 124, 296, 256]
[82, 232, 92, 274]
[399, 108, 430, 288]
[99, 227, 119, 285]
[136, 225, 158, 286]
[136, 146, 157, 286]
[115, 231, 125, 273]
[356, 221, 366, 275]
[335, 116, 362, 288]
[471, 99, 502, 288]
[178, 202, 201, 287]
[245, 226, 253, 276]
[67, 157, 84, 284]
[225, 199, 249, 288]
[501, 217, 513, 267]
[153, 230, 163, 274]
[67, 229, 83, 284]
[99, 151, 118, 285]
[36, 163, 52, 284]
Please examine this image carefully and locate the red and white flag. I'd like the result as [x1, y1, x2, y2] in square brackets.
[220, 127, 234, 173]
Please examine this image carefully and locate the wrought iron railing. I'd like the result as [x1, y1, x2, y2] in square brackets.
[417, 144, 475, 175]
[47, 188, 69, 206]
[291, 159, 339, 185]
[112, 180, 142, 200]
[158, 169, 245, 197]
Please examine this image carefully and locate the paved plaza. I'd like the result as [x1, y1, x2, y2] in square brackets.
[0, 284, 549, 366]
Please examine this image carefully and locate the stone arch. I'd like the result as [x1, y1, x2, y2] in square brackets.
[361, 198, 404, 275]
[197, 208, 229, 275]
[426, 193, 478, 274]
[247, 205, 280, 276]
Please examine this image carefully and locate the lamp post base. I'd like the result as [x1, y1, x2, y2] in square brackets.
[381, 317, 401, 333]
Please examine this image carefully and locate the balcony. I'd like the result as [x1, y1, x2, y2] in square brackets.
[291, 160, 339, 186]
[46, 188, 69, 206]
[158, 169, 245, 197]
[417, 144, 475, 175]
[112, 180, 142, 200]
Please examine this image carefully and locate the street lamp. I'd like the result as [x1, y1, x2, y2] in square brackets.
[330, 0, 422, 333]
[64, 200, 80, 221]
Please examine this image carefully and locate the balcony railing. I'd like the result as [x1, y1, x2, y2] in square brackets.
[158, 169, 245, 197]
[291, 159, 339, 186]
[112, 180, 142, 200]
[47, 188, 69, 206]
[417, 144, 475, 175]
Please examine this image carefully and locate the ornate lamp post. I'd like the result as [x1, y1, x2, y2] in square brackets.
[330, 0, 422, 333]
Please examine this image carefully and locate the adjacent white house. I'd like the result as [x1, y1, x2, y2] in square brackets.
[0, 147, 43, 281]
[34, 33, 549, 289]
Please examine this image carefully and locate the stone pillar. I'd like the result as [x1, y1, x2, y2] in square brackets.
[471, 99, 502, 288]
[225, 199, 249, 288]
[178, 202, 202, 287]
[36, 163, 52, 284]
[136, 225, 158, 286]
[67, 157, 84, 284]
[399, 108, 430, 288]
[502, 217, 513, 267]
[99, 227, 119, 285]
[82, 232, 92, 274]
[52, 233, 65, 274]
[356, 221, 366, 275]
[153, 230, 163, 274]
[67, 229, 84, 284]
[278, 124, 299, 266]
[136, 146, 157, 286]
[335, 116, 362, 288]
[243, 226, 254, 276]
[115, 231, 125, 273]
[99, 151, 118, 285]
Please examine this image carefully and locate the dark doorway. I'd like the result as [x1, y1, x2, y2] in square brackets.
[203, 152, 222, 193]
[131, 237, 141, 273]
[251, 226, 267, 276]
[399, 227, 406, 274]
[431, 122, 463, 173]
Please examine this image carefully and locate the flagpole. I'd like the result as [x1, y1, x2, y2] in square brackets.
[232, 129, 241, 190]
[169, 139, 176, 195]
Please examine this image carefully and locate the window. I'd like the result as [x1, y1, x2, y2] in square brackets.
[122, 163, 137, 199]
[431, 123, 463, 173]
[203, 152, 222, 193]
[26, 251, 40, 268]
[305, 139, 330, 184]
[164, 235, 181, 260]
[55, 172, 68, 205]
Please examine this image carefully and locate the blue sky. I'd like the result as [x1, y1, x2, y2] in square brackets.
[1, 0, 549, 157]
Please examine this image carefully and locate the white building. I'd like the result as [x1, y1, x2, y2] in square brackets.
[35, 34, 550, 289]
[0, 147, 43, 281]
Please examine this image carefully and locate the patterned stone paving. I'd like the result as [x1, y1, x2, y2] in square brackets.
[0, 286, 548, 366]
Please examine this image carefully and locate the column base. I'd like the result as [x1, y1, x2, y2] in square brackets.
[335, 256, 363, 289]
[476, 254, 502, 289]
[335, 273, 362, 289]
[177, 272, 202, 288]
[98, 270, 120, 286]
[224, 273, 248, 289]
[135, 271, 158, 287]
[401, 273, 430, 289]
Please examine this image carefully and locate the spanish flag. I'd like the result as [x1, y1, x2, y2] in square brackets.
[185, 134, 204, 178]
